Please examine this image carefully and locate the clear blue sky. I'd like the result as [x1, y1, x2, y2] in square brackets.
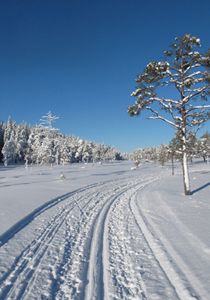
[1, 0, 210, 152]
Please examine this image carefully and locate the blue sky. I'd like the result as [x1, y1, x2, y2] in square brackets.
[1, 0, 210, 152]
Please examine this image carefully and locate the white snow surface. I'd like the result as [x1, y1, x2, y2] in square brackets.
[0, 161, 210, 299]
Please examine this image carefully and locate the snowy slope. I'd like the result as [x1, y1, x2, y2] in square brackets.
[0, 161, 209, 299]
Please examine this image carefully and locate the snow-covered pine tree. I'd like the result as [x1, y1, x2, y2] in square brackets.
[128, 34, 210, 195]
[15, 123, 30, 162]
[59, 137, 69, 164]
[186, 132, 197, 162]
[37, 112, 61, 165]
[169, 134, 183, 162]
[198, 132, 210, 162]
[3, 117, 16, 143]
[131, 149, 142, 167]
[40, 111, 59, 129]
[25, 127, 36, 165]
[82, 141, 93, 163]
[157, 144, 169, 166]
[75, 139, 85, 162]
[2, 137, 16, 166]
[0, 122, 4, 162]
[2, 117, 17, 165]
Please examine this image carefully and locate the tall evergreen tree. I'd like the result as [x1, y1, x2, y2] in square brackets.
[128, 34, 210, 195]
[0, 122, 4, 162]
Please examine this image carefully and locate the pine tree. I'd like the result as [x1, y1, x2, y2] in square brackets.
[128, 34, 210, 195]
[15, 123, 30, 162]
[198, 132, 210, 162]
[40, 111, 59, 129]
[158, 144, 169, 166]
[2, 137, 16, 166]
[3, 117, 16, 143]
[2, 117, 17, 165]
[0, 122, 4, 162]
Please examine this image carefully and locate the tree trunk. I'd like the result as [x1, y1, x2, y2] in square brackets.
[171, 154, 174, 176]
[180, 107, 191, 195]
[181, 124, 191, 195]
[182, 150, 191, 195]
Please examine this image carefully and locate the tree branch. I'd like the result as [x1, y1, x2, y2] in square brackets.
[183, 84, 210, 103]
[146, 106, 178, 128]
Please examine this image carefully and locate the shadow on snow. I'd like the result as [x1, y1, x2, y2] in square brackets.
[191, 182, 210, 195]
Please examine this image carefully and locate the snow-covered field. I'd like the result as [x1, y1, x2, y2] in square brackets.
[0, 161, 210, 299]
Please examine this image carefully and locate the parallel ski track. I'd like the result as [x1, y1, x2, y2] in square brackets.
[129, 189, 200, 300]
[0, 176, 137, 299]
[106, 178, 157, 300]
[83, 177, 157, 300]
[0, 188, 99, 299]
[0, 175, 133, 247]
[54, 179, 136, 300]
[0, 181, 100, 247]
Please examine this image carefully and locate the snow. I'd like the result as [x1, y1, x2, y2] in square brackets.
[0, 160, 210, 299]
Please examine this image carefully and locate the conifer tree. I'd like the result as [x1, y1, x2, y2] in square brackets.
[0, 122, 4, 162]
[128, 34, 210, 195]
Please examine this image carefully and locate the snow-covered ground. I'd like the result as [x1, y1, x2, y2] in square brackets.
[0, 161, 209, 299]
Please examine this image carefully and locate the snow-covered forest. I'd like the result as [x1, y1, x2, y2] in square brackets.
[0, 114, 123, 166]
[1, 114, 210, 171]
[130, 132, 210, 165]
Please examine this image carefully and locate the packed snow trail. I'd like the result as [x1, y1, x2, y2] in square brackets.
[0, 175, 163, 299]
[0, 184, 103, 299]
[0, 182, 102, 246]
[0, 177, 133, 298]
[134, 188, 210, 300]
[0, 163, 207, 300]
[83, 181, 144, 300]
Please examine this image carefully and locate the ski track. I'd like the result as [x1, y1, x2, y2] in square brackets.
[108, 182, 151, 300]
[54, 180, 139, 300]
[83, 182, 141, 300]
[0, 185, 101, 299]
[0, 176, 148, 299]
[0, 171, 202, 300]
[0, 179, 119, 298]
[0, 179, 125, 247]
[130, 190, 206, 300]
[107, 177, 182, 300]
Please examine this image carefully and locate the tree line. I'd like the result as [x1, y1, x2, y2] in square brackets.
[0, 114, 122, 166]
[130, 132, 210, 166]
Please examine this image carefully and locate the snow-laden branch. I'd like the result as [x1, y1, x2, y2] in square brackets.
[150, 97, 179, 106]
[188, 105, 210, 111]
[183, 84, 210, 103]
[146, 106, 178, 128]
[186, 71, 202, 79]
[166, 70, 179, 78]
[183, 63, 201, 74]
[150, 97, 173, 112]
